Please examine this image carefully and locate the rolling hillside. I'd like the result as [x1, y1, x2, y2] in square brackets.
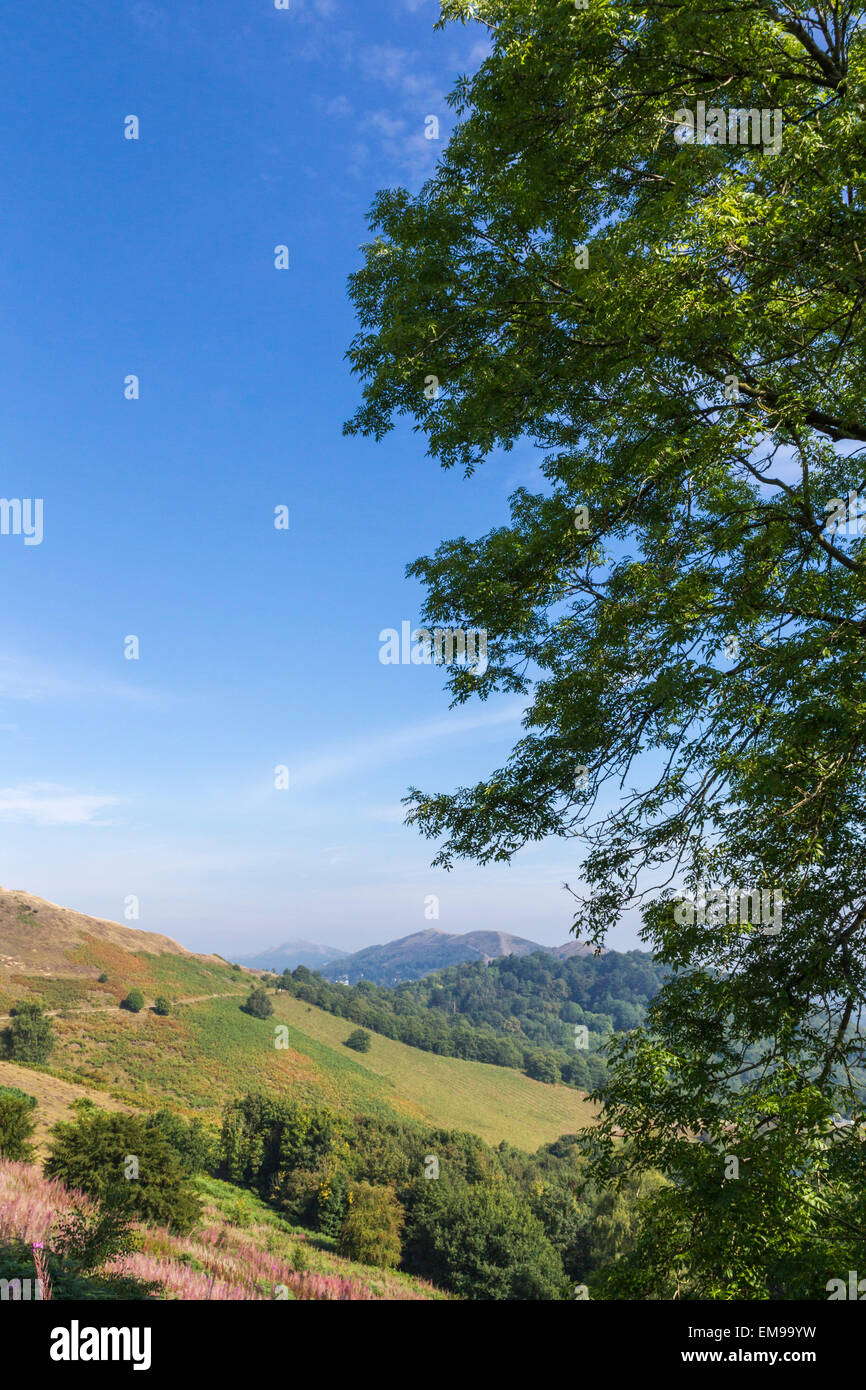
[0, 886, 237, 1017]
[18, 991, 595, 1151]
[0, 889, 595, 1151]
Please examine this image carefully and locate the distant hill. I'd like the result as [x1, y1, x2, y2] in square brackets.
[237, 940, 346, 973]
[318, 927, 598, 985]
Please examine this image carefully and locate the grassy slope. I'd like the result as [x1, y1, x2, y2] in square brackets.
[271, 993, 597, 1149]
[0, 1059, 132, 1152]
[17, 975, 595, 1149]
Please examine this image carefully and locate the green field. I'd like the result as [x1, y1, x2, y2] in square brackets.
[37, 985, 595, 1150]
[270, 993, 597, 1149]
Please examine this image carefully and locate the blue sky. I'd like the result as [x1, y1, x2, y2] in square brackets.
[0, 0, 643, 957]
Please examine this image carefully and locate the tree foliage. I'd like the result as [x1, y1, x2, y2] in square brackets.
[0, 1087, 37, 1161]
[2, 1001, 55, 1064]
[338, 1182, 404, 1268]
[45, 1109, 201, 1233]
[345, 0, 866, 1295]
[241, 986, 274, 1019]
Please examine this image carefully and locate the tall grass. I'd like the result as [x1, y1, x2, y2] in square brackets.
[0, 1160, 437, 1301]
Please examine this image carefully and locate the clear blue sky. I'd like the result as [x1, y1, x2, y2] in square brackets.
[0, 0, 642, 957]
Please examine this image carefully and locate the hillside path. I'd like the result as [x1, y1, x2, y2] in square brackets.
[0, 989, 244, 1024]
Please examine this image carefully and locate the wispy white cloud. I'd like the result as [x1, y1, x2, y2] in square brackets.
[290, 699, 526, 791]
[0, 784, 121, 826]
[322, 94, 353, 118]
[0, 655, 163, 706]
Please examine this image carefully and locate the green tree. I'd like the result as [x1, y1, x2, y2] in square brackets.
[241, 986, 273, 1019]
[0, 1087, 37, 1160]
[220, 1094, 343, 1194]
[50, 1201, 139, 1275]
[122, 988, 145, 1014]
[344, 1027, 371, 1053]
[1, 1001, 55, 1065]
[405, 1179, 565, 1299]
[345, 0, 866, 1295]
[45, 1109, 201, 1233]
[338, 1182, 404, 1268]
[315, 1166, 351, 1239]
[145, 1109, 218, 1176]
[153, 996, 171, 1016]
[525, 1052, 561, 1085]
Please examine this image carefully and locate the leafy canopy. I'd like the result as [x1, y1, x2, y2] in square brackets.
[345, 0, 866, 1296]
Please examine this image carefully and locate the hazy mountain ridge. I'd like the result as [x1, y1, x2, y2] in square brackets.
[237, 940, 347, 973]
[317, 928, 600, 986]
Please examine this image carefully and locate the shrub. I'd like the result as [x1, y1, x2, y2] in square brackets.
[344, 1028, 371, 1053]
[220, 1095, 343, 1193]
[316, 1167, 350, 1239]
[153, 997, 171, 1016]
[526, 1052, 561, 1085]
[405, 1180, 565, 1299]
[241, 986, 273, 1019]
[272, 1167, 320, 1227]
[51, 1201, 139, 1274]
[145, 1110, 218, 1176]
[45, 1110, 202, 1233]
[97, 973, 109, 983]
[0, 1089, 37, 1160]
[338, 1182, 404, 1268]
[1, 1001, 55, 1064]
[122, 988, 145, 1013]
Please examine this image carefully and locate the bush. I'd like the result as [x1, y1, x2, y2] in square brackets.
[338, 1182, 404, 1268]
[316, 1167, 350, 1239]
[526, 1052, 561, 1085]
[45, 1110, 202, 1233]
[145, 1109, 218, 1176]
[0, 1089, 37, 1160]
[271, 1167, 320, 1227]
[153, 997, 171, 1016]
[97, 973, 109, 983]
[405, 1180, 565, 1299]
[122, 988, 145, 1013]
[344, 1028, 371, 1053]
[1, 1001, 55, 1064]
[51, 1201, 139, 1274]
[241, 986, 273, 1019]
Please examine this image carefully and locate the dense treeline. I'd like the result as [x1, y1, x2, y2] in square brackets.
[219, 1091, 658, 1298]
[273, 949, 666, 1089]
